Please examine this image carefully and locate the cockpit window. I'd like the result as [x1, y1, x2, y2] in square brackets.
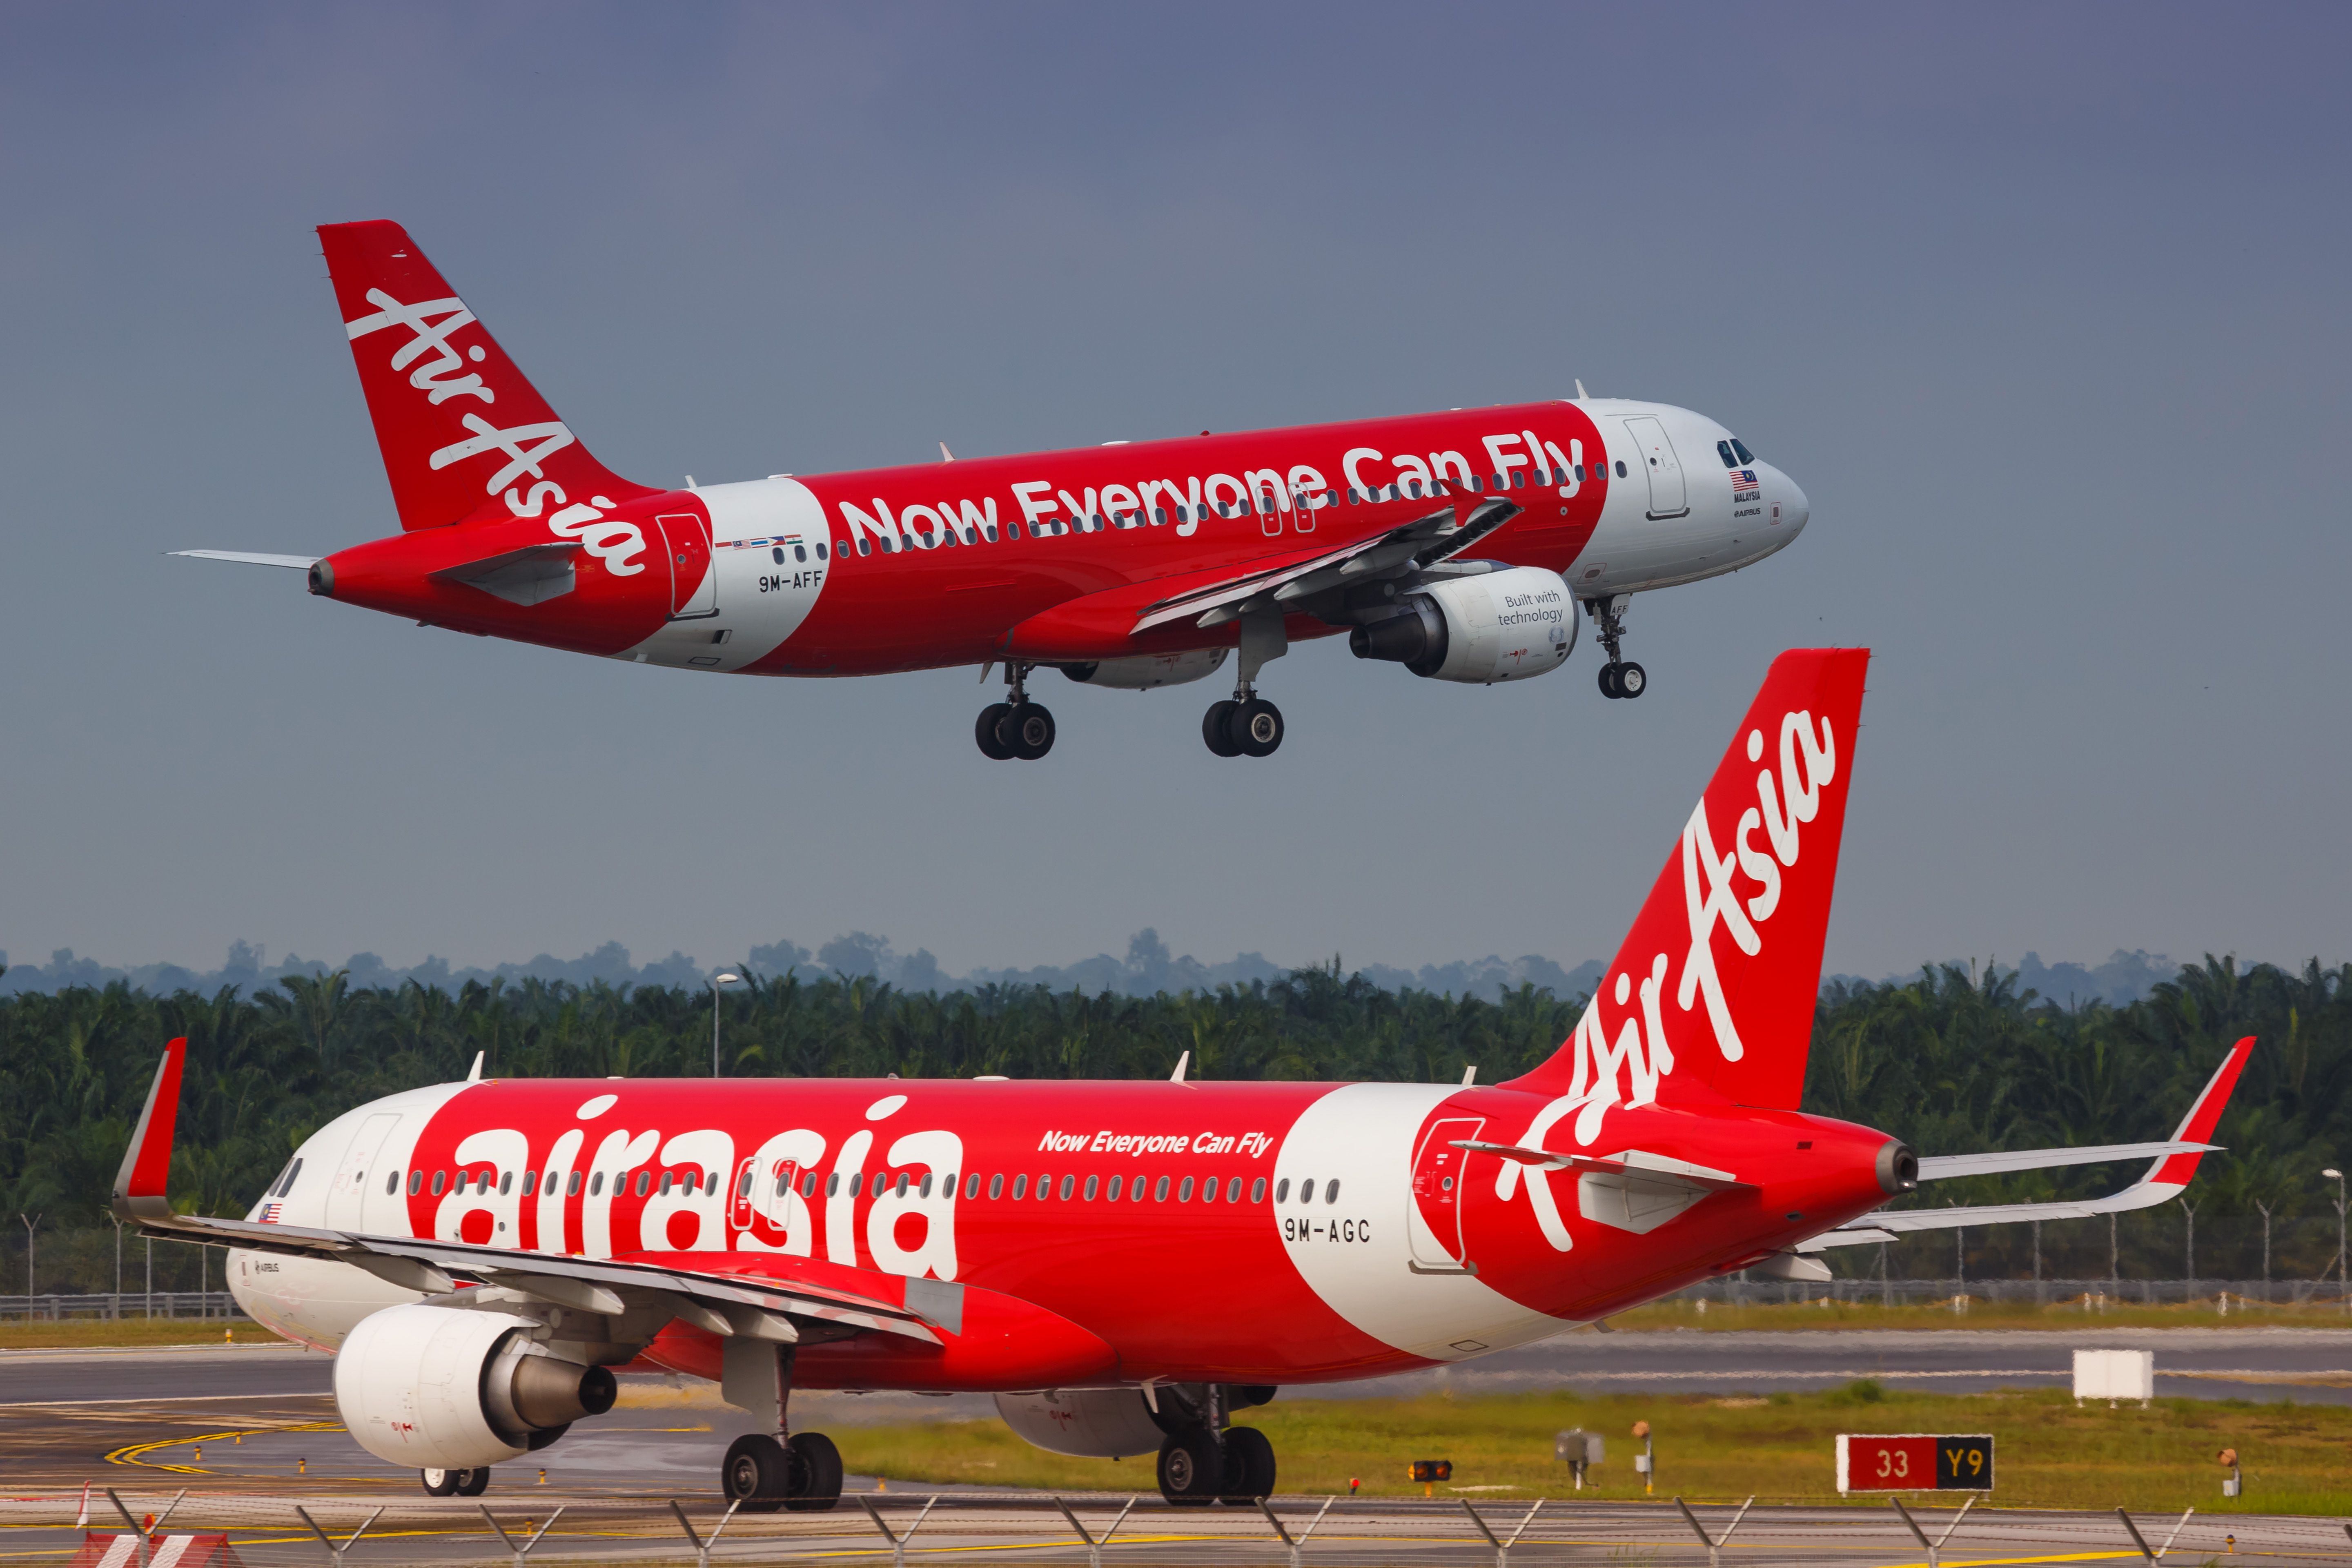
[1731, 438, 1755, 465]
[1717, 440, 1739, 469]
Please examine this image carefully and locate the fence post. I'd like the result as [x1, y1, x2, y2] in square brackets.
[2117, 1506, 2194, 1562]
[1255, 1497, 1331, 1568]
[860, 1495, 940, 1568]
[478, 1505, 562, 1568]
[1673, 1496, 1753, 1568]
[102, 1488, 151, 1568]
[667, 1500, 741, 1568]
[1461, 1499, 1503, 1568]
[1051, 1496, 1133, 1568]
[296, 1506, 383, 1568]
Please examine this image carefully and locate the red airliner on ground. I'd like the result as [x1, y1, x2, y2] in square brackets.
[113, 650, 2250, 1508]
[180, 220, 1813, 757]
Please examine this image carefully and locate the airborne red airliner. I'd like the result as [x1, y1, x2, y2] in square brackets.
[180, 220, 1812, 757]
[114, 650, 2251, 1509]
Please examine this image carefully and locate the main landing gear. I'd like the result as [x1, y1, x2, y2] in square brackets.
[420, 1466, 491, 1496]
[1586, 593, 1647, 700]
[1201, 608, 1289, 758]
[717, 1344, 843, 1512]
[1152, 1384, 1279, 1505]
[976, 663, 1056, 761]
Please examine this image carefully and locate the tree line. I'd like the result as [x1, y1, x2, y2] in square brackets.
[2, 954, 2345, 1294]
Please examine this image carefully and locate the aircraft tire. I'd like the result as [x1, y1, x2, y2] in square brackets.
[784, 1431, 844, 1511]
[455, 1467, 490, 1497]
[1235, 698, 1283, 757]
[1617, 661, 1647, 699]
[1219, 1425, 1276, 1503]
[1007, 703, 1056, 760]
[722, 1433, 791, 1513]
[420, 1468, 460, 1497]
[1157, 1429, 1221, 1506]
[1598, 663, 1622, 699]
[1203, 700, 1242, 757]
[975, 703, 1014, 760]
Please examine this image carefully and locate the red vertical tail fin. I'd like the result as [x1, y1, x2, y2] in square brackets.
[1508, 648, 1871, 1111]
[318, 220, 649, 530]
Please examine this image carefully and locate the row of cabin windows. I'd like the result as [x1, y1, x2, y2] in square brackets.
[385, 1163, 1343, 1209]
[837, 463, 1604, 559]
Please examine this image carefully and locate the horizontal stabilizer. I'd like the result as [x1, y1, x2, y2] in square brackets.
[171, 550, 319, 570]
[427, 540, 580, 606]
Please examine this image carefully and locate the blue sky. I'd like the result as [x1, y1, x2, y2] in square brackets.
[2, 4, 2345, 982]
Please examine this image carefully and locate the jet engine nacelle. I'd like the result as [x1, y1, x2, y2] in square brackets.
[993, 1389, 1168, 1458]
[1062, 648, 1229, 689]
[1348, 566, 1575, 683]
[332, 1304, 617, 1470]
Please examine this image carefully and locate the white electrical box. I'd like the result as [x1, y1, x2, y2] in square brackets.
[2072, 1348, 2154, 1404]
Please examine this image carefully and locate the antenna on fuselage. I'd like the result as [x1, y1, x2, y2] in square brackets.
[466, 1051, 483, 1083]
[1170, 1051, 1190, 1084]
[939, 442, 956, 462]
[1462, 1065, 1478, 1086]
[1574, 380, 1589, 400]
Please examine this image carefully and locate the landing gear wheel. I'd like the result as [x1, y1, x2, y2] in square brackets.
[419, 1468, 460, 1497]
[455, 1467, 490, 1497]
[1615, 661, 1646, 698]
[1219, 1426, 1276, 1503]
[1157, 1428, 1221, 1506]
[1234, 698, 1283, 757]
[722, 1433, 791, 1514]
[1202, 700, 1242, 757]
[1004, 702, 1056, 760]
[782, 1432, 844, 1512]
[1598, 663, 1622, 699]
[975, 703, 1013, 760]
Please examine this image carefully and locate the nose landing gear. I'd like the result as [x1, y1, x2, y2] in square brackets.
[976, 663, 1056, 760]
[1586, 594, 1646, 700]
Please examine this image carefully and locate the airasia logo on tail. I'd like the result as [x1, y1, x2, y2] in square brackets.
[1496, 706, 1839, 1250]
[344, 287, 645, 574]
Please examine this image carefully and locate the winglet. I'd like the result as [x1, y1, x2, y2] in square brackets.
[2149, 1036, 2255, 1188]
[112, 1038, 186, 1223]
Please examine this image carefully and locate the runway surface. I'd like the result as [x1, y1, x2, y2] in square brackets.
[8, 1325, 2350, 1412]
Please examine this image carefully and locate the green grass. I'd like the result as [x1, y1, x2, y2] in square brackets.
[837, 1386, 2352, 1512]
[1610, 1295, 2352, 1331]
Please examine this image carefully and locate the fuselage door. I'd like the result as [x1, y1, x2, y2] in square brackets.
[1622, 416, 1688, 519]
[325, 1113, 399, 1230]
[656, 512, 718, 619]
[1407, 1115, 1484, 1272]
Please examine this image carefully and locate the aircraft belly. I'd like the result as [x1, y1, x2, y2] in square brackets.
[1272, 1084, 1572, 1363]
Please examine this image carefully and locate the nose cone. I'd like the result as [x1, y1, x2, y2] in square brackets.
[1780, 471, 1810, 534]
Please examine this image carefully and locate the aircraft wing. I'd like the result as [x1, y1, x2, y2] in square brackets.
[1129, 489, 1522, 634]
[109, 1039, 942, 1345]
[1797, 1035, 2254, 1252]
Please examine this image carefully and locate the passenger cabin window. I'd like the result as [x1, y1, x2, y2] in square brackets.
[966, 1174, 982, 1199]
[567, 1172, 582, 1196]
[634, 1170, 651, 1197]
[1615, 461, 1628, 477]
[1106, 1175, 1123, 1200]
[1155, 1176, 1171, 1200]
[989, 1174, 1004, 1198]
[1058, 1174, 1075, 1200]
[1275, 1178, 1291, 1203]
[430, 1171, 448, 1196]
[385, 1171, 399, 1195]
[1325, 1180, 1342, 1203]
[1178, 1176, 1196, 1201]
[500, 1171, 515, 1196]
[1083, 1175, 1099, 1201]
[409, 1170, 424, 1196]
[1227, 1177, 1243, 1202]
[1013, 1175, 1028, 1199]
[1251, 1178, 1267, 1203]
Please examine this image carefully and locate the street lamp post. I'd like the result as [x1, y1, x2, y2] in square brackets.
[710, 972, 741, 1077]
[2324, 1168, 2347, 1313]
